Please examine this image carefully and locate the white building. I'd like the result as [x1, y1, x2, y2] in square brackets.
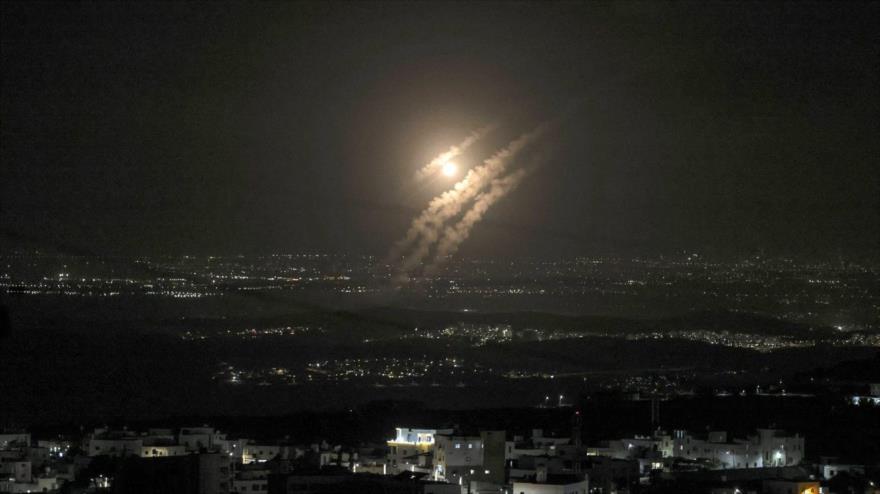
[507, 430, 572, 462]
[670, 430, 761, 470]
[232, 465, 270, 493]
[243, 444, 281, 464]
[0, 476, 61, 494]
[88, 426, 233, 458]
[821, 463, 865, 480]
[434, 433, 484, 483]
[88, 430, 143, 457]
[506, 430, 581, 482]
[387, 427, 453, 475]
[179, 426, 229, 452]
[750, 429, 804, 468]
[591, 429, 804, 470]
[319, 448, 353, 469]
[140, 442, 188, 458]
[0, 434, 30, 450]
[0, 460, 31, 483]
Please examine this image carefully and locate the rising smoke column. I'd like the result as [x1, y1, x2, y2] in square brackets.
[413, 124, 497, 181]
[387, 122, 551, 280]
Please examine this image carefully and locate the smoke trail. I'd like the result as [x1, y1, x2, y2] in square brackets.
[386, 123, 550, 275]
[424, 168, 528, 275]
[425, 141, 561, 275]
[414, 124, 497, 181]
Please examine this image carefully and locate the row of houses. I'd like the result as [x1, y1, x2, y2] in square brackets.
[0, 432, 70, 493]
[1, 422, 877, 494]
[592, 428, 805, 475]
[384, 425, 875, 494]
[0, 425, 364, 494]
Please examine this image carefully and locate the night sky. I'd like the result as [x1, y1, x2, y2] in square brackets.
[2, 2, 877, 259]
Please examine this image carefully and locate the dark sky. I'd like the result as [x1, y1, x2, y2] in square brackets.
[2, 2, 878, 259]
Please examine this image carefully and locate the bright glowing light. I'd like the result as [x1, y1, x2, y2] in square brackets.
[441, 162, 458, 177]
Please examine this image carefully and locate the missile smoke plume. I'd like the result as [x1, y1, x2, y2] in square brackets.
[425, 146, 559, 275]
[424, 167, 528, 275]
[387, 122, 551, 282]
[414, 124, 497, 181]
